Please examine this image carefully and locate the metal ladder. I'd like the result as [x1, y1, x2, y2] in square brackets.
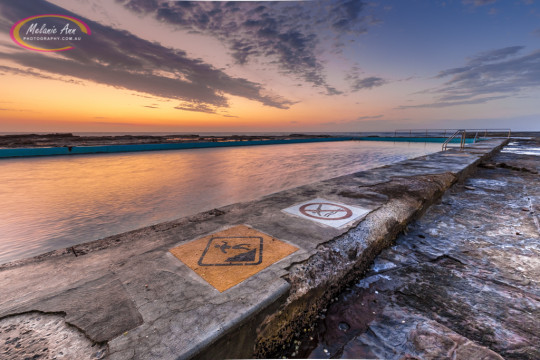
[442, 129, 467, 151]
[391, 128, 511, 151]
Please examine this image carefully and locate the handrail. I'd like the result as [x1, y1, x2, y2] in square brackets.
[390, 128, 511, 151]
[394, 128, 511, 138]
[442, 129, 467, 151]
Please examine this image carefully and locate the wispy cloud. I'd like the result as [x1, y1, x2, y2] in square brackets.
[90, 121, 156, 127]
[0, 65, 55, 80]
[0, 107, 36, 112]
[356, 114, 383, 120]
[396, 96, 507, 109]
[351, 76, 387, 91]
[462, 0, 497, 7]
[119, 0, 375, 95]
[399, 46, 540, 108]
[0, 65, 82, 84]
[345, 66, 388, 92]
[174, 103, 218, 114]
[346, 66, 387, 92]
[0, 0, 295, 114]
[462, 45, 524, 66]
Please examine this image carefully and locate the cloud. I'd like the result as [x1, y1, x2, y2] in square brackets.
[0, 0, 295, 114]
[0, 107, 36, 112]
[119, 0, 375, 94]
[346, 67, 387, 91]
[356, 114, 383, 120]
[174, 103, 218, 114]
[329, 0, 366, 31]
[400, 46, 540, 108]
[435, 46, 525, 79]
[351, 76, 387, 91]
[0, 65, 55, 80]
[396, 96, 507, 109]
[467, 45, 524, 65]
[438, 48, 540, 97]
[90, 121, 155, 127]
[0, 64, 85, 86]
[462, 0, 497, 6]
[435, 46, 525, 78]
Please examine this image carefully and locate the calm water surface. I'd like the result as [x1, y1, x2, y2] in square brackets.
[0, 141, 441, 264]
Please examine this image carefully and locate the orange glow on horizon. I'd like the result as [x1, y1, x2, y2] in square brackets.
[1, 68, 385, 132]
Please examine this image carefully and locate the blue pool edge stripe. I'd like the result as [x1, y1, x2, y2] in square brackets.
[0, 136, 482, 159]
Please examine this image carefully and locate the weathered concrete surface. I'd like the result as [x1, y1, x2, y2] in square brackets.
[0, 138, 506, 359]
[1, 312, 107, 359]
[291, 138, 539, 359]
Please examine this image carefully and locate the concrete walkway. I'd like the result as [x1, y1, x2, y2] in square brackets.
[295, 137, 539, 359]
[0, 138, 507, 359]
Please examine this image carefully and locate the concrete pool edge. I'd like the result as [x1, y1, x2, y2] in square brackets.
[0, 138, 507, 359]
[0, 136, 479, 158]
[0, 137, 356, 158]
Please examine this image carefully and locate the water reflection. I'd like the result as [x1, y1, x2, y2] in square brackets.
[0, 141, 441, 264]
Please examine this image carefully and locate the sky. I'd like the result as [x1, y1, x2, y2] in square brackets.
[0, 0, 539, 133]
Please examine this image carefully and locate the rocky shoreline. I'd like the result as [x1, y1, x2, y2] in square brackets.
[2, 132, 538, 150]
[0, 133, 333, 149]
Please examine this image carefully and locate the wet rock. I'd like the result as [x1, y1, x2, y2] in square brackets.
[297, 140, 540, 359]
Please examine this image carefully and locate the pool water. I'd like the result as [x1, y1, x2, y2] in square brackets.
[0, 140, 441, 264]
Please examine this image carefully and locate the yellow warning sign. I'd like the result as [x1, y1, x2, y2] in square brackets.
[170, 225, 298, 292]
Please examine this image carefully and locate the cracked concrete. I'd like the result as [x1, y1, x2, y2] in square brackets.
[1, 312, 107, 360]
[0, 138, 507, 359]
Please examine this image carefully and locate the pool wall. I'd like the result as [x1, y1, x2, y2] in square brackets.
[0, 136, 479, 158]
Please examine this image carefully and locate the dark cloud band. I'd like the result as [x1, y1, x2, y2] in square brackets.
[0, 0, 295, 113]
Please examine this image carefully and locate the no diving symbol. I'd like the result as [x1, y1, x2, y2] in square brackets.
[299, 202, 353, 220]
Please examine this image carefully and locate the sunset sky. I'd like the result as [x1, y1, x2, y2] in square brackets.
[0, 0, 539, 133]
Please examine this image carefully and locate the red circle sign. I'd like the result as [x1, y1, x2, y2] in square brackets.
[299, 202, 353, 220]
